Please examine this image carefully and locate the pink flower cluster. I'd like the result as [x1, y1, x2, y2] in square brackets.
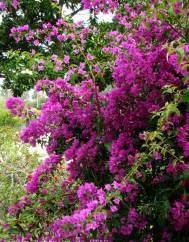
[48, 183, 107, 240]
[81, 0, 118, 13]
[170, 200, 189, 231]
[0, 2, 6, 11]
[10, 25, 29, 34]
[25, 154, 61, 193]
[6, 97, 25, 116]
[8, 196, 32, 215]
[177, 118, 189, 157]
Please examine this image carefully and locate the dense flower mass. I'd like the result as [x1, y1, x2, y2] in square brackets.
[3, 0, 189, 241]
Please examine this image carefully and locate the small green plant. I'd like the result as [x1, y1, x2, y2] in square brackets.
[0, 101, 23, 127]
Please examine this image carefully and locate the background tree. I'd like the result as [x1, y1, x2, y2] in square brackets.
[0, 0, 85, 96]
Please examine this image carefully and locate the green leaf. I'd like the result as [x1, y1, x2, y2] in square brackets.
[163, 103, 180, 120]
[156, 12, 164, 21]
[182, 90, 189, 103]
[168, 6, 174, 16]
[95, 117, 103, 133]
[104, 142, 111, 152]
[177, 48, 185, 64]
[172, 159, 177, 167]
[183, 73, 189, 83]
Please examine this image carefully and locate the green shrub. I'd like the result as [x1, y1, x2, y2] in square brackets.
[0, 126, 40, 222]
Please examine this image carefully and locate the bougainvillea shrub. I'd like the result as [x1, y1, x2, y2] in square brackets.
[2, 0, 189, 241]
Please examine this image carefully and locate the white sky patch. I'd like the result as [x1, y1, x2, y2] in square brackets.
[62, 7, 113, 23]
[0, 78, 3, 86]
